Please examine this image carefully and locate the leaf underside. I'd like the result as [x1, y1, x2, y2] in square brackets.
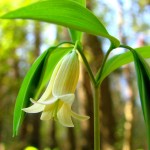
[0, 0, 120, 47]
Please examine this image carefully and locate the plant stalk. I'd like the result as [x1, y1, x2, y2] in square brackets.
[96, 43, 115, 86]
[93, 85, 100, 150]
[77, 41, 101, 149]
[77, 43, 96, 86]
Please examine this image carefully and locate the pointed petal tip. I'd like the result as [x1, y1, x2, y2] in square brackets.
[71, 111, 90, 121]
[22, 107, 37, 113]
[30, 98, 37, 104]
[22, 103, 44, 113]
[59, 121, 74, 127]
[66, 124, 74, 127]
[31, 97, 58, 105]
[22, 107, 32, 113]
[57, 103, 74, 127]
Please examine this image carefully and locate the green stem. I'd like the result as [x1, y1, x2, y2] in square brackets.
[77, 44, 96, 86]
[77, 42, 101, 149]
[93, 85, 101, 150]
[119, 44, 134, 52]
[96, 43, 115, 86]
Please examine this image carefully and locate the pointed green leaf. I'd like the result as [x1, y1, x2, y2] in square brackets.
[0, 0, 119, 47]
[13, 48, 51, 136]
[99, 46, 150, 83]
[132, 51, 150, 148]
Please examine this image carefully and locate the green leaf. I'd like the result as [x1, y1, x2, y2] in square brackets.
[72, 0, 86, 6]
[0, 0, 120, 47]
[132, 51, 150, 148]
[99, 46, 150, 83]
[69, 0, 85, 42]
[13, 48, 51, 136]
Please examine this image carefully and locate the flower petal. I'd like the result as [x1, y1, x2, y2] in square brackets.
[58, 94, 75, 105]
[53, 50, 79, 95]
[30, 97, 58, 105]
[40, 104, 55, 120]
[71, 111, 90, 121]
[41, 100, 63, 120]
[34, 58, 63, 102]
[22, 103, 44, 113]
[57, 103, 74, 127]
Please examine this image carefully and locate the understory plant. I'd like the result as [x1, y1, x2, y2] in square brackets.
[1, 0, 150, 150]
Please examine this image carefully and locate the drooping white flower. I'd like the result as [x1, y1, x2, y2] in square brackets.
[23, 50, 89, 127]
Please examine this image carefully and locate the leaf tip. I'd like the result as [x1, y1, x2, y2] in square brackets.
[12, 129, 17, 137]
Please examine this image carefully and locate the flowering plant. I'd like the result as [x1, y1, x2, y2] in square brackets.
[1, 0, 150, 149]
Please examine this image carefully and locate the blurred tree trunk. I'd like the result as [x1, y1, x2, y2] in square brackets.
[67, 128, 76, 150]
[0, 120, 2, 143]
[78, 63, 94, 150]
[49, 122, 57, 148]
[28, 22, 41, 148]
[28, 114, 41, 147]
[20, 22, 42, 148]
[101, 78, 116, 150]
[115, 1, 136, 150]
[122, 69, 135, 150]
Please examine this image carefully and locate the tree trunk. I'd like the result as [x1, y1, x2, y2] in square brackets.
[78, 64, 94, 150]
[115, 1, 136, 149]
[49, 122, 57, 148]
[101, 78, 116, 150]
[122, 67, 136, 150]
[20, 22, 42, 148]
[29, 21, 42, 148]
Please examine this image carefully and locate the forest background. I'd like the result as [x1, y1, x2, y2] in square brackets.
[0, 0, 150, 150]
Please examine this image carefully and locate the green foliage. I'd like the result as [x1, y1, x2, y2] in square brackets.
[72, 0, 86, 6]
[0, 0, 120, 47]
[132, 50, 150, 148]
[0, 0, 150, 149]
[99, 46, 150, 83]
[69, 0, 85, 42]
[13, 48, 49, 136]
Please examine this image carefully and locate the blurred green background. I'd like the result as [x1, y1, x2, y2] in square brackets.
[0, 0, 150, 150]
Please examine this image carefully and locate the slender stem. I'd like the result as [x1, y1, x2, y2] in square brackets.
[77, 45, 96, 86]
[77, 42, 101, 149]
[119, 44, 134, 52]
[93, 85, 101, 150]
[57, 41, 75, 47]
[96, 44, 115, 86]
